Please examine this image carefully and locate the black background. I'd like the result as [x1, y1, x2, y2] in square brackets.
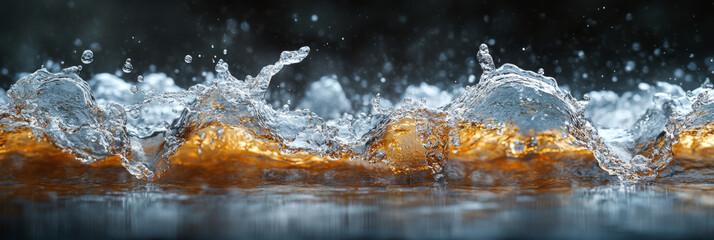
[1, 0, 713, 102]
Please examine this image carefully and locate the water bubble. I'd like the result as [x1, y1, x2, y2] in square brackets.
[538, 68, 545, 75]
[122, 58, 133, 73]
[81, 50, 94, 64]
[130, 85, 138, 94]
[185, 55, 193, 63]
[215, 59, 229, 73]
[137, 75, 143, 82]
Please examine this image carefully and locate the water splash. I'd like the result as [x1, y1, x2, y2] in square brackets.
[1, 44, 713, 184]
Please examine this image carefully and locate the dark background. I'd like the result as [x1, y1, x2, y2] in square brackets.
[1, 0, 713, 102]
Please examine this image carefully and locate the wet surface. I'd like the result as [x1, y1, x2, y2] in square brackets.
[1, 182, 713, 239]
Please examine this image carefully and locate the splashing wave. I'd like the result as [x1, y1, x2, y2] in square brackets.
[1, 44, 713, 185]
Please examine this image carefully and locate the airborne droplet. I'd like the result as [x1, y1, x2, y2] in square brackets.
[137, 75, 144, 82]
[185, 55, 193, 63]
[122, 58, 133, 73]
[215, 59, 228, 73]
[702, 78, 713, 89]
[477, 43, 495, 73]
[81, 50, 94, 64]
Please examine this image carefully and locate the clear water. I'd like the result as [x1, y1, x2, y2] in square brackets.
[1, 44, 713, 238]
[2, 44, 712, 182]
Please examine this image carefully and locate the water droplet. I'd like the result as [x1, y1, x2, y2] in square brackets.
[81, 50, 94, 64]
[632, 42, 641, 51]
[215, 59, 229, 73]
[702, 78, 713, 89]
[137, 75, 143, 82]
[372, 93, 384, 114]
[122, 58, 133, 73]
[625, 61, 635, 72]
[130, 85, 138, 94]
[538, 68, 545, 75]
[223, 49, 227, 55]
[311, 14, 318, 22]
[185, 55, 193, 63]
[477, 43, 495, 73]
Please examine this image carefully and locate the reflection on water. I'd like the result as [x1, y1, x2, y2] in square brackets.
[1, 182, 713, 239]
